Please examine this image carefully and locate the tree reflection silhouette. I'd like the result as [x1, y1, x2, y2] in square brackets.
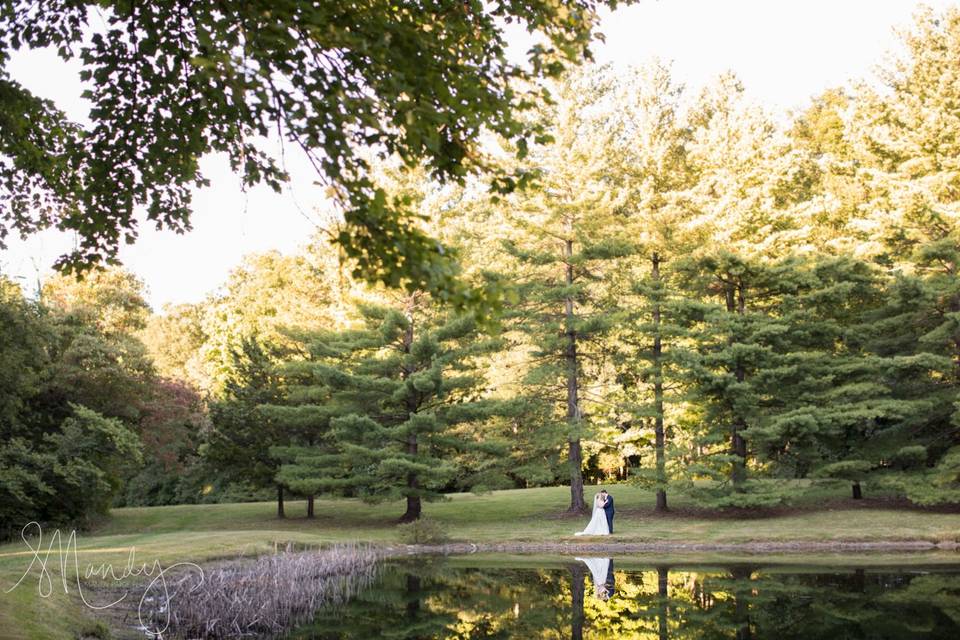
[657, 567, 669, 640]
[570, 563, 586, 640]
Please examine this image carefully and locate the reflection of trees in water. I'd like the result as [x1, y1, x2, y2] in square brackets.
[289, 560, 455, 639]
[741, 569, 960, 639]
[571, 563, 585, 640]
[657, 567, 669, 640]
[293, 561, 960, 639]
[618, 566, 960, 640]
[296, 560, 570, 639]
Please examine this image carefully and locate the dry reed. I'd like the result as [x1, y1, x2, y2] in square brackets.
[143, 543, 381, 639]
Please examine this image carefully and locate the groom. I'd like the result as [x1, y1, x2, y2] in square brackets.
[600, 489, 615, 534]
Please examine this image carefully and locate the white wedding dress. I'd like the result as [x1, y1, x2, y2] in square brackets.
[575, 556, 612, 599]
[574, 494, 610, 536]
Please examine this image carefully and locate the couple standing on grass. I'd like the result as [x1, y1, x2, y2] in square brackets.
[574, 489, 615, 536]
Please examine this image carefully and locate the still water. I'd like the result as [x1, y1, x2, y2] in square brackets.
[291, 557, 960, 639]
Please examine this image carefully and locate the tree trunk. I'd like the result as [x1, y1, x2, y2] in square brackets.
[400, 296, 422, 523]
[401, 451, 422, 524]
[568, 439, 586, 514]
[851, 481, 863, 500]
[652, 253, 668, 512]
[950, 291, 960, 383]
[731, 424, 748, 489]
[277, 484, 285, 519]
[564, 237, 587, 513]
[727, 277, 748, 490]
[569, 564, 586, 640]
[401, 495, 422, 522]
[307, 494, 314, 518]
[400, 418, 420, 522]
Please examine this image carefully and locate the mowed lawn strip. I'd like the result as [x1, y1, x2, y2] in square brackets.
[62, 485, 960, 545]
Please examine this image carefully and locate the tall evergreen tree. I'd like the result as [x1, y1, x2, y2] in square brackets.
[837, 6, 960, 499]
[746, 258, 939, 500]
[266, 294, 507, 522]
[675, 252, 783, 505]
[503, 67, 632, 513]
[852, 271, 958, 502]
[676, 252, 944, 505]
[605, 62, 698, 511]
[205, 337, 288, 516]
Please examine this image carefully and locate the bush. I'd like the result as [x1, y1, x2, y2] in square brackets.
[196, 481, 275, 505]
[397, 518, 450, 545]
[892, 445, 928, 469]
[75, 619, 111, 639]
[119, 461, 277, 507]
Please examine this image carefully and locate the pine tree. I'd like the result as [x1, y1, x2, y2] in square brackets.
[266, 294, 507, 522]
[605, 62, 698, 511]
[665, 72, 853, 507]
[682, 73, 805, 255]
[745, 257, 938, 500]
[615, 250, 693, 511]
[848, 272, 958, 502]
[676, 255, 851, 505]
[205, 337, 289, 517]
[675, 252, 783, 505]
[835, 6, 960, 498]
[501, 67, 632, 513]
[674, 250, 946, 505]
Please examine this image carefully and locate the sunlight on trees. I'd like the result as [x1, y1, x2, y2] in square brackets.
[3, 6, 960, 528]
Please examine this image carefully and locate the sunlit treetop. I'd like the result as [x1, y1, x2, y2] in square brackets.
[0, 0, 625, 311]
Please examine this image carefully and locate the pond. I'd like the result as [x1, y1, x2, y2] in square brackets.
[289, 556, 960, 639]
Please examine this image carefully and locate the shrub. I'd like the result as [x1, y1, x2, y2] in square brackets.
[75, 619, 111, 639]
[397, 518, 450, 545]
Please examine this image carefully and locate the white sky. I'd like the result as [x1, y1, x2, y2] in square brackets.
[1, 0, 955, 310]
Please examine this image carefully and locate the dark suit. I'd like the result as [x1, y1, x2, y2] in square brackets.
[602, 495, 615, 533]
[604, 560, 616, 599]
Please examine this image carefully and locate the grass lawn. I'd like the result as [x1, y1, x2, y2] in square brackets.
[2, 484, 960, 639]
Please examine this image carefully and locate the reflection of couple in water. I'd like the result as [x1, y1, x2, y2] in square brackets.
[575, 557, 616, 600]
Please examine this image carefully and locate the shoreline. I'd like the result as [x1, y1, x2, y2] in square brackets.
[395, 539, 960, 555]
[5, 535, 959, 561]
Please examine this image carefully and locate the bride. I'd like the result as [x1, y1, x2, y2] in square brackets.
[574, 492, 610, 536]
[574, 557, 612, 600]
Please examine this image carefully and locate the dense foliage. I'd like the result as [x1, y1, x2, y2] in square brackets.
[0, 274, 145, 538]
[264, 295, 508, 521]
[0, 0, 624, 308]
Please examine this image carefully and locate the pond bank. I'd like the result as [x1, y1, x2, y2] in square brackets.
[394, 538, 960, 555]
